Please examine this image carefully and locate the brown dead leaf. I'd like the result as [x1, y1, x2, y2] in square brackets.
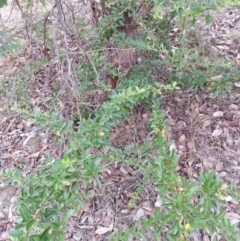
[229, 104, 238, 110]
[212, 128, 223, 137]
[95, 226, 111, 235]
[178, 134, 186, 144]
[203, 235, 210, 241]
[169, 143, 177, 152]
[209, 75, 223, 81]
[133, 208, 145, 222]
[142, 206, 153, 212]
[225, 212, 240, 220]
[82, 202, 92, 213]
[101, 216, 112, 225]
[120, 209, 129, 214]
[154, 195, 162, 207]
[213, 111, 224, 117]
[203, 119, 212, 128]
[187, 141, 193, 151]
[234, 82, 240, 87]
[232, 111, 240, 117]
[22, 119, 34, 127]
[5, 121, 13, 132]
[120, 166, 128, 175]
[1, 153, 12, 159]
[236, 54, 240, 66]
[216, 45, 229, 50]
[207, 156, 217, 163]
[234, 81, 240, 87]
[167, 115, 176, 126]
[17, 57, 26, 63]
[109, 132, 118, 141]
[29, 152, 40, 158]
[23, 134, 35, 147]
[142, 113, 148, 119]
[126, 192, 134, 198]
[225, 196, 239, 205]
[216, 162, 224, 171]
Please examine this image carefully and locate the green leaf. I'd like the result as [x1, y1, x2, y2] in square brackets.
[166, 233, 177, 241]
[172, 221, 179, 235]
[40, 227, 51, 239]
[176, 195, 183, 209]
[204, 197, 211, 216]
[20, 237, 26, 241]
[9, 229, 24, 238]
[26, 219, 37, 232]
[163, 213, 174, 222]
[62, 209, 74, 224]
[205, 14, 212, 25]
[49, 231, 58, 241]
[0, 0, 7, 8]
[85, 191, 95, 199]
[212, 234, 218, 241]
[58, 230, 64, 241]
[52, 215, 61, 228]
[29, 234, 41, 241]
[29, 182, 34, 196]
[19, 205, 31, 222]
[217, 210, 226, 220]
[27, 197, 39, 208]
[172, 81, 177, 88]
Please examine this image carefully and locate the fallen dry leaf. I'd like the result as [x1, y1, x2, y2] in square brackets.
[120, 166, 128, 175]
[178, 134, 186, 144]
[187, 141, 193, 151]
[120, 209, 129, 214]
[142, 113, 148, 119]
[203, 119, 212, 128]
[101, 216, 112, 225]
[109, 132, 118, 141]
[213, 111, 224, 117]
[225, 196, 239, 205]
[95, 226, 111, 235]
[229, 104, 238, 110]
[215, 162, 223, 171]
[212, 128, 223, 137]
[236, 54, 240, 66]
[209, 75, 223, 81]
[154, 195, 162, 207]
[234, 81, 240, 87]
[202, 235, 210, 241]
[29, 151, 40, 158]
[133, 208, 145, 222]
[225, 212, 240, 220]
[5, 121, 13, 132]
[169, 143, 177, 152]
[167, 115, 176, 126]
[23, 133, 35, 147]
[225, 212, 240, 225]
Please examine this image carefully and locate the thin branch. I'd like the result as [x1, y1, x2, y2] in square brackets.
[0, 0, 15, 29]
[14, 0, 31, 41]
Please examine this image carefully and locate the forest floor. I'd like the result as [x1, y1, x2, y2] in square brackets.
[0, 2, 240, 241]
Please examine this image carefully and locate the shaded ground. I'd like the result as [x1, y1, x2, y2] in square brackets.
[0, 2, 240, 241]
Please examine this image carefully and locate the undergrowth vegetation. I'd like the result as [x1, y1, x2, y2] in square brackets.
[1, 0, 240, 240]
